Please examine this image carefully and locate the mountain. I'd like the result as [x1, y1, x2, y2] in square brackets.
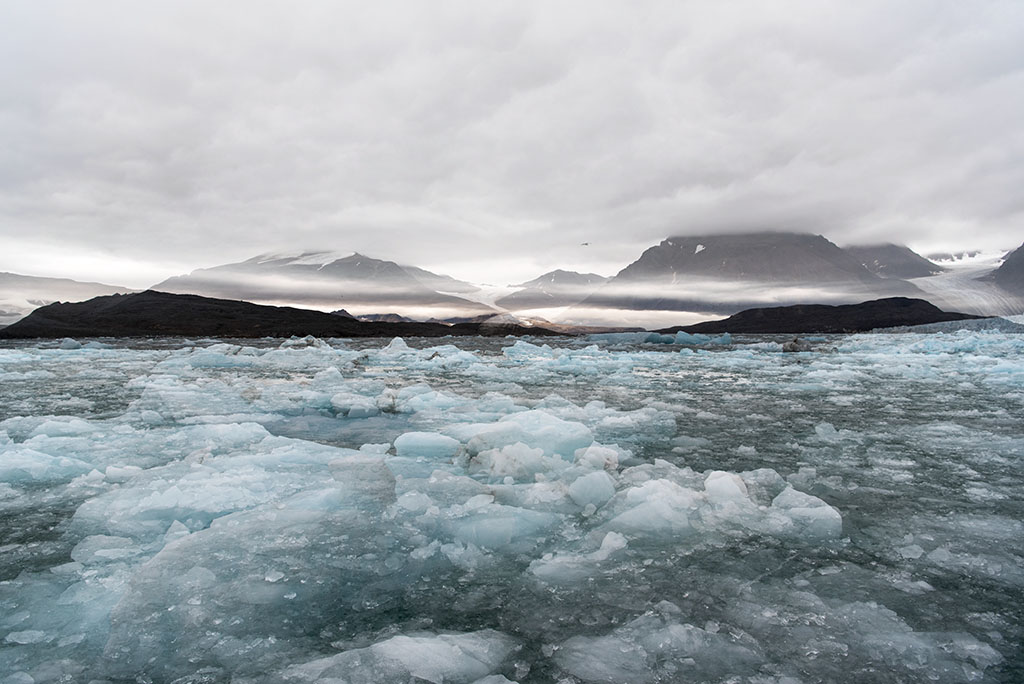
[658, 297, 984, 335]
[988, 242, 1024, 294]
[927, 250, 982, 263]
[0, 272, 134, 327]
[400, 264, 480, 295]
[357, 313, 416, 323]
[578, 233, 922, 315]
[0, 291, 556, 339]
[152, 251, 494, 320]
[495, 270, 608, 311]
[843, 244, 946, 279]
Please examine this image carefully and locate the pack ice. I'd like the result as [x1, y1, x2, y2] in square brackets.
[0, 329, 1020, 682]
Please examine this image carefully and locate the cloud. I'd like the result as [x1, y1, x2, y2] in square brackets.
[1, 0, 1022, 287]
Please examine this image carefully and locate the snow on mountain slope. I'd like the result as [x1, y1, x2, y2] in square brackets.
[153, 251, 494, 320]
[0, 272, 133, 327]
[909, 251, 1024, 316]
[496, 270, 608, 311]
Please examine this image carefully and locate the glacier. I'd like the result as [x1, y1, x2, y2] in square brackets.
[0, 329, 1021, 682]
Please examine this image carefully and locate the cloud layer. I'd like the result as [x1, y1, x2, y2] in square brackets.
[2, 1, 1022, 286]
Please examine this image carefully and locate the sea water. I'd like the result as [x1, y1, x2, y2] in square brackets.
[0, 330, 1021, 682]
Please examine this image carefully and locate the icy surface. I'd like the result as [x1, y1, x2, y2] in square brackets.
[0, 330, 1021, 682]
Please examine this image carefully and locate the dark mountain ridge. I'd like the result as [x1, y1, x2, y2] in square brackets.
[0, 291, 555, 339]
[658, 297, 984, 335]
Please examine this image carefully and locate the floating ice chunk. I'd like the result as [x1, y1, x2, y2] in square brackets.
[381, 337, 412, 354]
[574, 444, 621, 470]
[277, 335, 328, 349]
[470, 442, 549, 481]
[104, 499, 438, 678]
[58, 337, 82, 350]
[281, 630, 518, 683]
[330, 391, 381, 418]
[704, 471, 749, 504]
[70, 535, 140, 564]
[501, 339, 554, 359]
[104, 465, 143, 483]
[814, 422, 860, 443]
[465, 493, 495, 510]
[0, 447, 93, 483]
[941, 632, 1003, 670]
[593, 530, 629, 559]
[897, 544, 925, 559]
[771, 486, 843, 539]
[420, 344, 481, 367]
[5, 630, 48, 644]
[403, 389, 467, 413]
[604, 479, 698, 537]
[464, 409, 593, 456]
[674, 331, 732, 346]
[395, 491, 434, 513]
[670, 434, 710, 453]
[568, 471, 616, 509]
[739, 468, 788, 505]
[530, 531, 628, 583]
[394, 432, 461, 460]
[556, 604, 760, 682]
[188, 349, 255, 368]
[447, 503, 562, 550]
[29, 417, 95, 438]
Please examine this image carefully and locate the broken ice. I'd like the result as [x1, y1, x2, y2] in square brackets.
[0, 329, 1021, 682]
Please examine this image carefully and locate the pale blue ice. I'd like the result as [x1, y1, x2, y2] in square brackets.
[0, 328, 1021, 682]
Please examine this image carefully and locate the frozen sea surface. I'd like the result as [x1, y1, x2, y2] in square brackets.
[0, 331, 1021, 683]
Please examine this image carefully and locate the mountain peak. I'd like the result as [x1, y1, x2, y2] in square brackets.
[577, 231, 922, 315]
[496, 269, 608, 312]
[152, 251, 494, 319]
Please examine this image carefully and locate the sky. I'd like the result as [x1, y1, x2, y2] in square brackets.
[1, 0, 1023, 288]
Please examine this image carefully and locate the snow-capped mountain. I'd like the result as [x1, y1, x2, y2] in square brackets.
[577, 232, 923, 316]
[0, 272, 133, 327]
[843, 244, 946, 279]
[152, 251, 494, 320]
[495, 270, 608, 311]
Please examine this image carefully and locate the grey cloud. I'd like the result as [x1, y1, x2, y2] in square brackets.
[0, 0, 1022, 287]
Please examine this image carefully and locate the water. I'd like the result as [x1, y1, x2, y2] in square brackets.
[0, 331, 1021, 682]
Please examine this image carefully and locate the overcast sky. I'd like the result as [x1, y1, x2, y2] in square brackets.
[1, 1, 1022, 287]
